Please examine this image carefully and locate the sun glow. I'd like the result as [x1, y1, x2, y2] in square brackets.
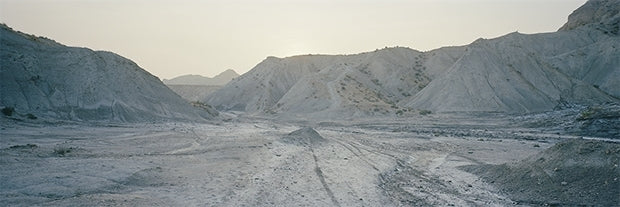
[0, 0, 587, 79]
[279, 41, 316, 57]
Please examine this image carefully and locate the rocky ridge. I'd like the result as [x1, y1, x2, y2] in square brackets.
[206, 0, 619, 117]
[0, 24, 212, 122]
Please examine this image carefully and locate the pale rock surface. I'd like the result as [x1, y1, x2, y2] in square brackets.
[165, 85, 222, 102]
[407, 30, 618, 113]
[0, 24, 211, 122]
[206, 47, 461, 117]
[206, 0, 619, 116]
[558, 0, 620, 33]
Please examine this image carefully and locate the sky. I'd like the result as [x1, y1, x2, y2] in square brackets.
[1, 0, 587, 79]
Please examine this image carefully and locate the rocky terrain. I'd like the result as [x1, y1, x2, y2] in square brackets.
[205, 0, 619, 117]
[1, 111, 617, 206]
[462, 138, 619, 206]
[1, 0, 618, 206]
[0, 24, 212, 122]
[165, 85, 223, 103]
[205, 47, 465, 118]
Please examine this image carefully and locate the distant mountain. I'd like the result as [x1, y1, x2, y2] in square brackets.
[163, 69, 239, 102]
[205, 0, 619, 117]
[0, 24, 213, 122]
[166, 85, 222, 102]
[163, 69, 239, 86]
[205, 47, 465, 117]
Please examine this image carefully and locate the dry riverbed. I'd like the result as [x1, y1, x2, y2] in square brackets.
[1, 114, 617, 206]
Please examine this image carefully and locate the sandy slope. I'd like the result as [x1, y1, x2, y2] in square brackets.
[407, 30, 618, 113]
[205, 47, 462, 117]
[205, 0, 619, 116]
[165, 85, 222, 102]
[0, 24, 210, 122]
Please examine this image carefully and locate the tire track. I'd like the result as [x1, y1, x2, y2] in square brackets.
[310, 148, 340, 207]
[330, 138, 381, 172]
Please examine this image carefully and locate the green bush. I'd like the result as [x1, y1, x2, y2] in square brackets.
[396, 110, 404, 115]
[419, 110, 432, 116]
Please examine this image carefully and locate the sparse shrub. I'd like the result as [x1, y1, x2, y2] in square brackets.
[191, 101, 219, 116]
[577, 107, 600, 120]
[419, 110, 432, 116]
[396, 110, 404, 115]
[53, 146, 75, 156]
[30, 75, 40, 81]
[26, 113, 37, 119]
[2, 107, 14, 116]
[371, 79, 381, 86]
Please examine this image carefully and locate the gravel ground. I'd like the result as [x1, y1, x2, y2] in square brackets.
[1, 112, 616, 206]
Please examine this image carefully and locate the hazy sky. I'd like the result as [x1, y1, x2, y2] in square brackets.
[1, 0, 586, 79]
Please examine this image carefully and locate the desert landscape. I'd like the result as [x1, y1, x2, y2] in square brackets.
[1, 0, 619, 206]
[2, 109, 618, 206]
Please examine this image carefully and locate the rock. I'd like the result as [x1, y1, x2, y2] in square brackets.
[281, 127, 327, 147]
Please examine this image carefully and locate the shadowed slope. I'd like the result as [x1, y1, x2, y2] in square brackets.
[0, 24, 212, 122]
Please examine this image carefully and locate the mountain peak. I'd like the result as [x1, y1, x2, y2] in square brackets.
[558, 0, 620, 34]
[164, 69, 239, 86]
[214, 69, 239, 78]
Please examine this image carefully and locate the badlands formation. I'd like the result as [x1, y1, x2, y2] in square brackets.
[1, 0, 619, 206]
[0, 24, 212, 122]
[206, 0, 619, 117]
